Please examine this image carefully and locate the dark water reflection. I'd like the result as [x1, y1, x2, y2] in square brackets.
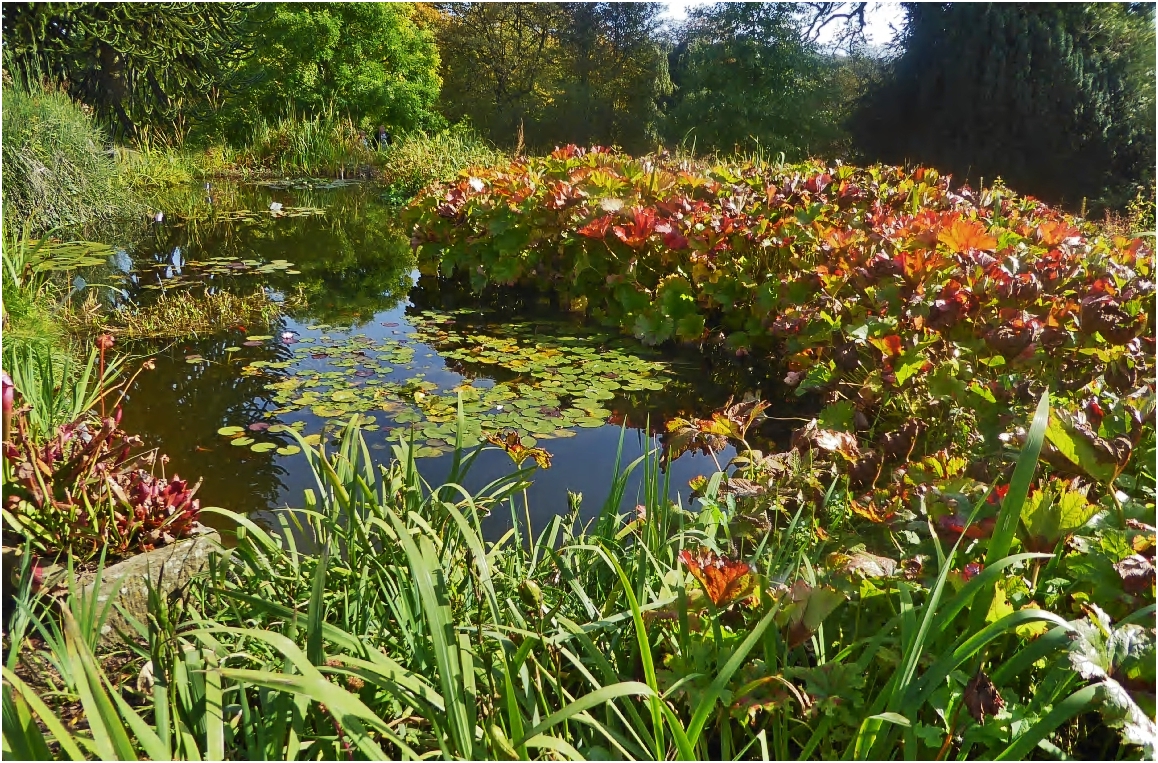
[105, 183, 810, 540]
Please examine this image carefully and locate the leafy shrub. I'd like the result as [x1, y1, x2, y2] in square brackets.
[2, 407, 201, 561]
[1, 338, 201, 561]
[0, 81, 139, 234]
[406, 147, 1155, 497]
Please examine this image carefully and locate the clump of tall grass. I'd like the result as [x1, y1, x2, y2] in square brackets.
[66, 287, 293, 341]
[5, 394, 1141, 760]
[1, 80, 141, 235]
[378, 125, 507, 203]
[240, 112, 377, 178]
[1, 224, 89, 389]
[112, 142, 239, 191]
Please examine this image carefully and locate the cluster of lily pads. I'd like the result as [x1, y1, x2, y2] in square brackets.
[217, 310, 672, 458]
[136, 255, 301, 291]
[209, 206, 327, 223]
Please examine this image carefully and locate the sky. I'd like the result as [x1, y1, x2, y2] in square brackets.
[660, 1, 907, 49]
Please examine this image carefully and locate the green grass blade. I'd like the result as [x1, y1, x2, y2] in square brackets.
[3, 679, 58, 761]
[62, 609, 139, 761]
[213, 667, 408, 759]
[2, 669, 88, 761]
[386, 510, 474, 757]
[986, 390, 1050, 566]
[512, 681, 656, 747]
[686, 602, 780, 747]
[994, 684, 1100, 760]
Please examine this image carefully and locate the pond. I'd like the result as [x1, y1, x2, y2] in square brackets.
[92, 182, 809, 539]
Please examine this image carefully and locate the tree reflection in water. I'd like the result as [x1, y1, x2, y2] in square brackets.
[113, 183, 418, 528]
[117, 333, 295, 522]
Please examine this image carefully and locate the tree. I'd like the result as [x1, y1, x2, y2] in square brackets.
[665, 2, 853, 159]
[853, 3, 1156, 211]
[433, 2, 670, 152]
[548, 3, 671, 151]
[238, 3, 441, 132]
[433, 2, 564, 146]
[1, 2, 251, 140]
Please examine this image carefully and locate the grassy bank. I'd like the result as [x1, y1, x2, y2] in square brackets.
[3, 400, 1154, 759]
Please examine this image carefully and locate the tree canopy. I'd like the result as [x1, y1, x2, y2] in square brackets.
[852, 2, 1156, 210]
[1, 1, 251, 140]
[434, 2, 670, 153]
[665, 2, 860, 159]
[237, 3, 442, 132]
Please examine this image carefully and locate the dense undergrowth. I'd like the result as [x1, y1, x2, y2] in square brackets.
[407, 147, 1155, 540]
[3, 397, 1155, 759]
[3, 135, 1154, 759]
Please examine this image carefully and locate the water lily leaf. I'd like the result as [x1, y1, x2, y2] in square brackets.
[246, 335, 274, 341]
[217, 426, 244, 436]
[276, 445, 302, 456]
[231, 437, 255, 446]
[250, 442, 277, 453]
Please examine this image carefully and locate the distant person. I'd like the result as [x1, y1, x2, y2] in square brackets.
[374, 125, 392, 149]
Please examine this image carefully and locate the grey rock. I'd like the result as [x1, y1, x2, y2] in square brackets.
[81, 527, 221, 647]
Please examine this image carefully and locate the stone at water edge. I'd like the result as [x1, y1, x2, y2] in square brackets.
[79, 525, 221, 647]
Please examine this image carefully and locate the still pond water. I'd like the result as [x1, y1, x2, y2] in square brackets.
[97, 183, 805, 539]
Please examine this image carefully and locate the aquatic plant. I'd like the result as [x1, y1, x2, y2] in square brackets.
[406, 148, 1155, 518]
[69, 287, 291, 341]
[224, 309, 672, 458]
[1, 337, 201, 560]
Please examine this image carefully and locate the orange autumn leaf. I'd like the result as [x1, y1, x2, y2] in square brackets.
[869, 334, 903, 358]
[577, 215, 613, 239]
[485, 429, 552, 469]
[1034, 220, 1081, 247]
[939, 219, 998, 253]
[850, 499, 897, 523]
[680, 548, 757, 607]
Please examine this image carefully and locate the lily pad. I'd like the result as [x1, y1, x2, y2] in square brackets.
[276, 445, 302, 456]
[250, 442, 277, 453]
[231, 437, 255, 446]
[217, 426, 245, 436]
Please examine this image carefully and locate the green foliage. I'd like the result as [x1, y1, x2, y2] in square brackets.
[665, 2, 854, 159]
[236, 3, 441, 134]
[377, 126, 507, 203]
[854, 2, 1157, 213]
[2, 2, 252, 140]
[1, 82, 139, 235]
[239, 113, 379, 178]
[3, 398, 1153, 759]
[407, 148, 1155, 546]
[435, 3, 671, 152]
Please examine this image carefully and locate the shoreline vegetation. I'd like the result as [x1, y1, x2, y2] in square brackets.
[2, 2, 1155, 760]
